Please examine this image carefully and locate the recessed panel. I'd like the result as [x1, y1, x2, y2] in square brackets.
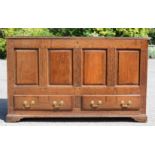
[83, 50, 107, 85]
[118, 50, 140, 85]
[49, 50, 73, 85]
[15, 49, 39, 85]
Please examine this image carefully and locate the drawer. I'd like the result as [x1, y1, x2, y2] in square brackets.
[82, 96, 141, 111]
[14, 96, 73, 111]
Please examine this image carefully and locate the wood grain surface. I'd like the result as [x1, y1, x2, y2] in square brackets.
[6, 37, 148, 122]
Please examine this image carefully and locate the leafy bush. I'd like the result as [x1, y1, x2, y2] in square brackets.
[49, 28, 150, 37]
[148, 29, 155, 44]
[2, 28, 52, 37]
[0, 38, 6, 59]
[92, 28, 149, 37]
[148, 46, 155, 58]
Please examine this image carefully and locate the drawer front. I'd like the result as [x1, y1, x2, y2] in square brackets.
[82, 96, 141, 111]
[14, 96, 73, 111]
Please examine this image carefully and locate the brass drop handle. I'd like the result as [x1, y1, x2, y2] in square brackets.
[52, 100, 64, 109]
[120, 100, 132, 108]
[23, 101, 31, 109]
[23, 100, 36, 109]
[90, 100, 103, 108]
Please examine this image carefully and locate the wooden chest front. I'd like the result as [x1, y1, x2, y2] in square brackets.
[6, 37, 148, 122]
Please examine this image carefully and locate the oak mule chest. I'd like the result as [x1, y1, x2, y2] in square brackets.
[6, 37, 148, 122]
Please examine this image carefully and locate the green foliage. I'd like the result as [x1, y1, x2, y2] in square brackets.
[49, 28, 96, 36]
[2, 28, 52, 37]
[94, 28, 149, 37]
[115, 28, 149, 37]
[0, 38, 6, 59]
[148, 29, 155, 44]
[49, 28, 150, 37]
[148, 46, 155, 58]
[0, 28, 154, 59]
